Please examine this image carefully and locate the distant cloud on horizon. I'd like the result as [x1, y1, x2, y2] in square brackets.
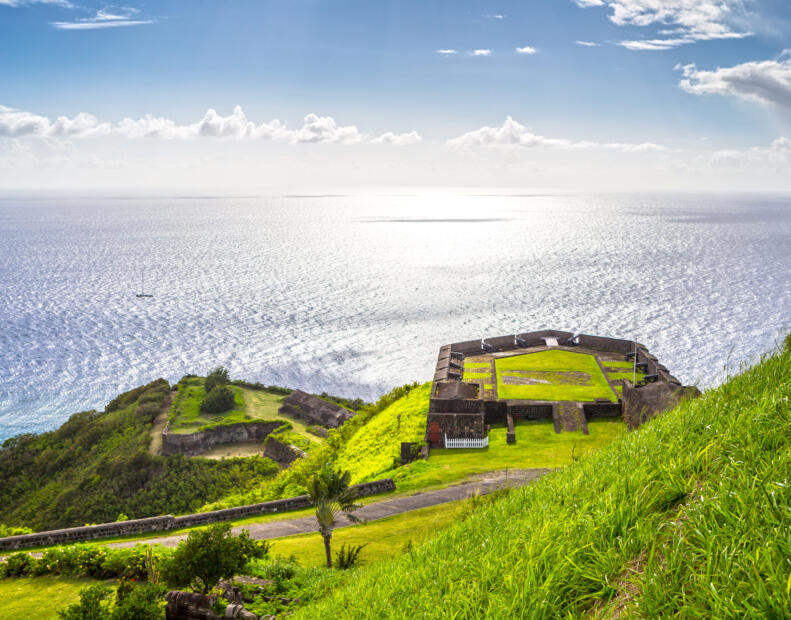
[471, 49, 492, 56]
[575, 40, 599, 47]
[0, 104, 423, 145]
[51, 7, 153, 30]
[515, 46, 537, 55]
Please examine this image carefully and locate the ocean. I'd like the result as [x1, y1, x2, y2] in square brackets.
[1, 192, 789, 441]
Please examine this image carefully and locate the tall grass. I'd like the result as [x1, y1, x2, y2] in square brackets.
[295, 345, 791, 618]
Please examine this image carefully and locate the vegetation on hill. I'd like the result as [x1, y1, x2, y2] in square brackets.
[0, 379, 278, 531]
[294, 344, 791, 618]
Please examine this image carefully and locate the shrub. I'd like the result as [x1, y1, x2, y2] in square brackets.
[58, 583, 113, 620]
[334, 543, 367, 569]
[204, 367, 230, 395]
[0, 523, 32, 537]
[160, 523, 268, 593]
[201, 386, 235, 414]
[4, 552, 33, 577]
[112, 582, 165, 620]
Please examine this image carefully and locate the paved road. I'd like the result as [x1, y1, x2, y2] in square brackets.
[109, 468, 551, 549]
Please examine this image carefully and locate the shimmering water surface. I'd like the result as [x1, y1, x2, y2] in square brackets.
[1, 193, 789, 441]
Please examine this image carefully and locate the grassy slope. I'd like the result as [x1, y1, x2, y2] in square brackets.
[384, 419, 625, 492]
[168, 378, 247, 433]
[496, 350, 617, 402]
[0, 576, 96, 619]
[263, 501, 467, 568]
[296, 346, 791, 618]
[335, 384, 431, 484]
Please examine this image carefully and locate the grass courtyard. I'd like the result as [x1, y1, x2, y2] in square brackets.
[495, 350, 618, 402]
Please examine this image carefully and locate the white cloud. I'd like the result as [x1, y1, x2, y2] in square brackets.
[515, 46, 537, 55]
[471, 49, 492, 56]
[483, 13, 505, 19]
[1, 104, 420, 146]
[447, 116, 666, 153]
[574, 0, 753, 50]
[676, 59, 791, 109]
[51, 7, 153, 30]
[0, 105, 109, 137]
[371, 131, 422, 146]
[436, 49, 457, 55]
[709, 136, 791, 168]
[575, 40, 600, 47]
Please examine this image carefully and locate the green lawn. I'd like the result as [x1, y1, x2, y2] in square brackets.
[262, 500, 467, 568]
[0, 576, 99, 618]
[169, 379, 300, 435]
[607, 371, 647, 382]
[383, 418, 626, 493]
[495, 350, 617, 402]
[464, 362, 491, 369]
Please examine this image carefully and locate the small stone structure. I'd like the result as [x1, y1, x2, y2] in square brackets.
[428, 329, 697, 447]
[278, 390, 355, 429]
[0, 478, 395, 551]
[263, 435, 306, 466]
[164, 591, 217, 620]
[162, 422, 285, 457]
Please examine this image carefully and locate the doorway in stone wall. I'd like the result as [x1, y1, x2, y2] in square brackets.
[429, 422, 440, 446]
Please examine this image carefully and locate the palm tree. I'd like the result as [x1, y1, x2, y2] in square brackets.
[307, 465, 362, 568]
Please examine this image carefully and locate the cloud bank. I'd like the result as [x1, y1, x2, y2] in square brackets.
[447, 116, 666, 152]
[0, 104, 422, 145]
[676, 59, 791, 110]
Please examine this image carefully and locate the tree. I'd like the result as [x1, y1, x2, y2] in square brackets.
[204, 366, 230, 394]
[160, 523, 268, 594]
[58, 584, 113, 620]
[201, 386, 235, 413]
[307, 465, 362, 568]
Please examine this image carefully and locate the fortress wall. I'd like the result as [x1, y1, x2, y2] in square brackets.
[517, 330, 575, 345]
[263, 436, 305, 466]
[576, 334, 635, 354]
[0, 479, 396, 551]
[427, 412, 485, 445]
[582, 403, 622, 418]
[450, 339, 484, 354]
[161, 421, 285, 457]
[507, 404, 554, 420]
[485, 335, 517, 350]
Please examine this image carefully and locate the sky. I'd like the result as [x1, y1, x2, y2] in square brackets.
[1, 0, 791, 192]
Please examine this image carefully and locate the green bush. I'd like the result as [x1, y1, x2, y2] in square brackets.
[135, 402, 160, 420]
[112, 582, 165, 620]
[160, 523, 268, 593]
[204, 367, 230, 395]
[0, 523, 32, 537]
[4, 552, 32, 577]
[334, 543, 367, 569]
[200, 386, 235, 414]
[58, 583, 113, 620]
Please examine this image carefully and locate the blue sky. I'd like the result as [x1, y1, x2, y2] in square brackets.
[1, 0, 791, 191]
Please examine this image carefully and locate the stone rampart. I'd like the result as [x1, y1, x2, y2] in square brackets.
[0, 479, 396, 551]
[278, 390, 355, 429]
[576, 334, 636, 354]
[161, 421, 285, 457]
[263, 435, 305, 466]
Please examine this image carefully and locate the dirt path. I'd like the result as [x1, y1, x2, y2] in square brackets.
[148, 390, 175, 456]
[108, 468, 551, 549]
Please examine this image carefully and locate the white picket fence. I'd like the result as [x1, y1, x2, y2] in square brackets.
[444, 434, 489, 449]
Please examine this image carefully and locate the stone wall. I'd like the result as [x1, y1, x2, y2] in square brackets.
[0, 479, 396, 551]
[278, 390, 355, 429]
[161, 421, 285, 457]
[623, 381, 701, 429]
[426, 412, 485, 446]
[263, 435, 305, 466]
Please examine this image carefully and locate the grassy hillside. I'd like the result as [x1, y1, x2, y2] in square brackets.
[295, 344, 791, 618]
[335, 383, 431, 484]
[0, 379, 278, 531]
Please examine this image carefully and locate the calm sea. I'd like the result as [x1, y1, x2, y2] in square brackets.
[1, 193, 789, 441]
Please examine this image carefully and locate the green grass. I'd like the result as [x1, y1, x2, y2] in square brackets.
[462, 372, 492, 380]
[384, 419, 625, 492]
[464, 362, 491, 369]
[495, 350, 617, 402]
[243, 390, 321, 444]
[295, 345, 791, 618]
[169, 380, 295, 435]
[263, 500, 467, 568]
[607, 371, 646, 382]
[603, 360, 633, 368]
[0, 576, 99, 618]
[335, 384, 431, 484]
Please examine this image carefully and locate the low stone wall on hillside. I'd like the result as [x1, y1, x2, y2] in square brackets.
[161, 421, 285, 457]
[263, 435, 306, 466]
[0, 479, 396, 551]
[278, 390, 355, 429]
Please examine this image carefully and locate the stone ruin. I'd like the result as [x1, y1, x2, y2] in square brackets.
[278, 390, 355, 429]
[428, 329, 698, 448]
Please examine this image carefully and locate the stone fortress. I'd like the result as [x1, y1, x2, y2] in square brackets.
[428, 329, 698, 448]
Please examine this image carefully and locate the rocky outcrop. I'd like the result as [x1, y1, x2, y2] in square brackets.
[162, 421, 285, 457]
[623, 381, 701, 429]
[278, 390, 355, 429]
[165, 591, 217, 620]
